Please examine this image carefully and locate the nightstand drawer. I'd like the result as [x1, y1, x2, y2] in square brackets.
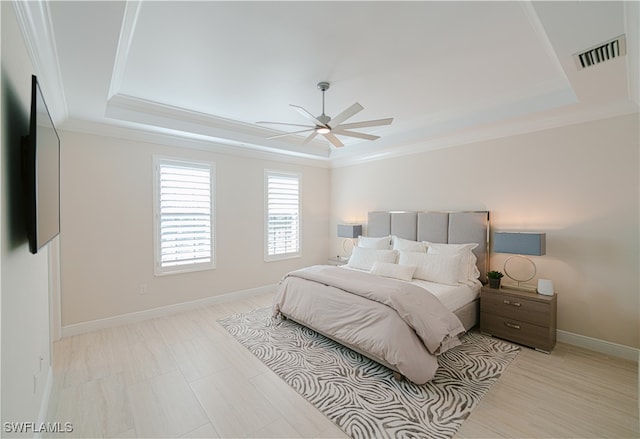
[481, 291, 550, 326]
[480, 313, 554, 352]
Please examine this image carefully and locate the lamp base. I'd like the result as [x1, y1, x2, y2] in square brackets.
[503, 255, 536, 283]
[501, 282, 537, 293]
[342, 238, 355, 256]
[502, 255, 537, 293]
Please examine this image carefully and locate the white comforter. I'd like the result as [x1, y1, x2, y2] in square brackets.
[272, 265, 466, 384]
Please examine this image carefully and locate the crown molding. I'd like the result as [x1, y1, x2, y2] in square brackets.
[329, 99, 639, 168]
[60, 117, 331, 168]
[107, 0, 142, 100]
[105, 93, 331, 159]
[64, 96, 636, 171]
[12, 0, 68, 124]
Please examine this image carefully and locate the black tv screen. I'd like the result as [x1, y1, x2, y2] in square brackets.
[24, 75, 60, 254]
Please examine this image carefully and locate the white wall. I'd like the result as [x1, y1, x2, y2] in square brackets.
[1, 1, 52, 429]
[331, 114, 639, 349]
[59, 131, 330, 326]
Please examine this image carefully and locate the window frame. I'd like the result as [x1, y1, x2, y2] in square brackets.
[264, 169, 302, 262]
[153, 156, 216, 276]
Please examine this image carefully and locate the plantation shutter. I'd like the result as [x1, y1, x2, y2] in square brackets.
[155, 158, 215, 274]
[265, 170, 300, 260]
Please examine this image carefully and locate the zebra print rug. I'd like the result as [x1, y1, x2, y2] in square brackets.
[218, 307, 519, 439]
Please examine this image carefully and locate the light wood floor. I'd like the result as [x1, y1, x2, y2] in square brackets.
[46, 292, 638, 438]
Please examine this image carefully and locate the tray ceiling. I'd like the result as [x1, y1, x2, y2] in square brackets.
[17, 1, 639, 165]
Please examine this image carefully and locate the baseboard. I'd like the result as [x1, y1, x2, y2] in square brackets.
[557, 329, 639, 362]
[61, 285, 275, 338]
[60, 287, 639, 362]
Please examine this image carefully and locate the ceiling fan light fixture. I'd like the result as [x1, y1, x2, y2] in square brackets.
[257, 81, 393, 147]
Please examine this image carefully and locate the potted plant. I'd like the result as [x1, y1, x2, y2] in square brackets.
[487, 270, 504, 289]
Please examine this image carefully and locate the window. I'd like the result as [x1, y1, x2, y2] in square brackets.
[154, 157, 215, 275]
[265, 170, 301, 261]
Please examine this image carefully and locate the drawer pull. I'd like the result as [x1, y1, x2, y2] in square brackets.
[504, 322, 521, 330]
[503, 299, 521, 307]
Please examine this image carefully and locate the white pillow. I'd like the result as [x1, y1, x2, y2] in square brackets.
[425, 242, 480, 281]
[398, 251, 462, 285]
[370, 261, 416, 281]
[392, 236, 426, 252]
[347, 247, 398, 271]
[357, 235, 392, 249]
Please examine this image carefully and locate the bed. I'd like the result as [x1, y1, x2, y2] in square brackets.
[273, 211, 490, 385]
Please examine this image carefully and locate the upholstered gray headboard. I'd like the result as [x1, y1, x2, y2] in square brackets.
[368, 211, 490, 283]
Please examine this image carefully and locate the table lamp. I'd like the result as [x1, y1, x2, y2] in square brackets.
[337, 224, 362, 256]
[493, 231, 546, 291]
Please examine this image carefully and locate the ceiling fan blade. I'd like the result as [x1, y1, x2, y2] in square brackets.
[303, 131, 318, 144]
[257, 121, 315, 128]
[267, 128, 315, 140]
[335, 117, 394, 130]
[331, 129, 380, 141]
[328, 103, 364, 128]
[323, 132, 344, 148]
[290, 104, 326, 127]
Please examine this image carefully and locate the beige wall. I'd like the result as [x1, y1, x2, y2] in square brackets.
[1, 1, 53, 426]
[62, 114, 639, 349]
[331, 114, 639, 349]
[60, 131, 330, 326]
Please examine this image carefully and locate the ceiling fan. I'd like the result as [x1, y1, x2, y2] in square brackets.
[257, 82, 393, 148]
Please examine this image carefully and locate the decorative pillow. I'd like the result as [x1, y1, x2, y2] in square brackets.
[370, 261, 416, 281]
[398, 251, 462, 285]
[392, 236, 426, 252]
[357, 235, 392, 250]
[347, 247, 398, 271]
[424, 242, 480, 281]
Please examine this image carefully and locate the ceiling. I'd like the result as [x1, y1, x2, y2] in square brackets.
[17, 1, 639, 166]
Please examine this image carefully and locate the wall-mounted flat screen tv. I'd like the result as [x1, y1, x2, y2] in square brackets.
[23, 75, 60, 254]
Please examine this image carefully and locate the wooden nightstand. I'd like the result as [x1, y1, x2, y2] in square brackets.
[480, 286, 557, 352]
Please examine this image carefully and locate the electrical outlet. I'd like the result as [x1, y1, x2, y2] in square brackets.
[139, 284, 147, 295]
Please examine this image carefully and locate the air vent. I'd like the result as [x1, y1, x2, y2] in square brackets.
[573, 35, 626, 70]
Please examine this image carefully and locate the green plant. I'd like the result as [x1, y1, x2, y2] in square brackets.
[486, 270, 504, 279]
